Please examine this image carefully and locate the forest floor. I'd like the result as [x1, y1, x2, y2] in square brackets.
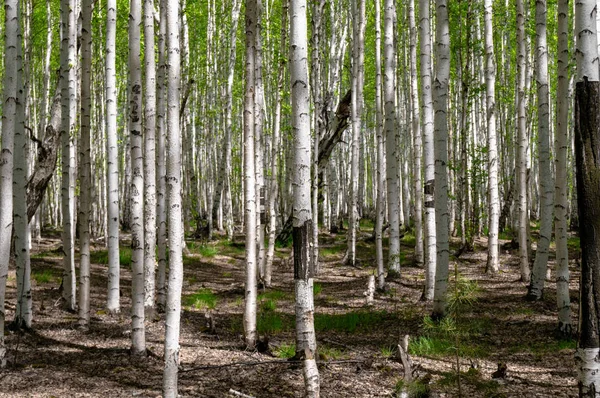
[0, 222, 580, 397]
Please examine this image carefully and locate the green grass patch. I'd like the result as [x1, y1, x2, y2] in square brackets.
[401, 232, 416, 247]
[90, 247, 132, 266]
[31, 250, 62, 259]
[319, 345, 345, 360]
[498, 227, 514, 240]
[220, 240, 246, 255]
[394, 379, 430, 398]
[567, 236, 580, 250]
[188, 242, 219, 257]
[183, 288, 217, 310]
[274, 343, 296, 359]
[313, 283, 322, 296]
[380, 345, 395, 359]
[222, 272, 233, 278]
[315, 310, 389, 333]
[439, 367, 499, 395]
[32, 269, 57, 284]
[359, 218, 374, 230]
[257, 311, 289, 334]
[320, 245, 345, 258]
[261, 299, 277, 312]
[258, 290, 290, 301]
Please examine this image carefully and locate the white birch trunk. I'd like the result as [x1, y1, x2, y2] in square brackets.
[554, 0, 571, 336]
[432, 0, 450, 318]
[528, 0, 553, 300]
[243, 0, 258, 349]
[156, 0, 168, 312]
[419, 0, 436, 300]
[0, 0, 19, 363]
[375, 0, 386, 290]
[484, 0, 500, 274]
[516, 0, 530, 283]
[105, 0, 121, 314]
[60, 0, 77, 312]
[129, 0, 146, 356]
[78, 0, 92, 328]
[162, 0, 183, 391]
[290, 0, 319, 394]
[143, 0, 157, 317]
[383, 0, 400, 274]
[408, 0, 423, 268]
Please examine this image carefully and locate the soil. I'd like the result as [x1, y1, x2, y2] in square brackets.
[0, 227, 580, 397]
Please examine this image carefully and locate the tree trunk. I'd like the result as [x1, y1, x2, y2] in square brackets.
[375, 0, 385, 290]
[105, 0, 121, 314]
[574, 1, 600, 394]
[528, 0, 553, 300]
[77, 0, 92, 329]
[419, 0, 436, 301]
[554, 0, 571, 337]
[290, 0, 320, 394]
[128, 0, 146, 357]
[162, 0, 184, 391]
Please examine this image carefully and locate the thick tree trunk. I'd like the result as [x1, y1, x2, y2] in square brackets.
[77, 0, 92, 329]
[432, 0, 450, 319]
[129, 0, 146, 357]
[105, 0, 121, 314]
[554, 0, 571, 337]
[290, 0, 320, 394]
[574, 1, 600, 394]
[162, 0, 184, 391]
[374, 0, 385, 290]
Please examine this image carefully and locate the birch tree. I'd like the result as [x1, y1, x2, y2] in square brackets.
[484, 0, 500, 274]
[143, 0, 157, 317]
[290, 0, 319, 394]
[129, 0, 146, 356]
[383, 0, 400, 274]
[574, 0, 600, 393]
[419, 0, 436, 300]
[375, 0, 385, 289]
[528, 0, 553, 300]
[60, 0, 77, 311]
[516, 0, 530, 283]
[0, 0, 18, 362]
[162, 0, 184, 390]
[105, 0, 121, 314]
[432, 0, 450, 319]
[243, 0, 258, 349]
[554, 0, 571, 337]
[78, 0, 93, 328]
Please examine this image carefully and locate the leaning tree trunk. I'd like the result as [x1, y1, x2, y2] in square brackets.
[162, 0, 184, 391]
[528, 0, 553, 301]
[574, 0, 600, 395]
[554, 0, 571, 337]
[128, 0, 146, 357]
[419, 0, 436, 301]
[516, 0, 530, 283]
[484, 0, 500, 274]
[384, 0, 400, 275]
[77, 0, 92, 329]
[60, 0, 77, 312]
[105, 0, 121, 314]
[290, 0, 320, 394]
[243, 0, 258, 350]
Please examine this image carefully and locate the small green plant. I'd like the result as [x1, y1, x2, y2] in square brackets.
[380, 345, 395, 359]
[198, 245, 218, 257]
[258, 290, 290, 301]
[257, 312, 286, 334]
[183, 288, 217, 310]
[90, 247, 132, 266]
[567, 236, 580, 250]
[315, 310, 389, 333]
[261, 299, 277, 312]
[401, 233, 416, 247]
[222, 271, 233, 278]
[394, 379, 430, 398]
[274, 343, 296, 358]
[319, 346, 344, 360]
[313, 283, 322, 296]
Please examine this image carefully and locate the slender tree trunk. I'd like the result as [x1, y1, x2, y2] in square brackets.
[375, 0, 385, 290]
[129, 0, 146, 356]
[554, 0, 571, 337]
[575, 1, 600, 394]
[384, 0, 400, 274]
[243, 0, 258, 349]
[484, 0, 500, 274]
[419, 0, 436, 300]
[143, 0, 157, 318]
[528, 0, 553, 300]
[516, 0, 530, 283]
[162, 0, 184, 391]
[60, 0, 77, 312]
[105, 0, 120, 314]
[156, 0, 168, 312]
[431, 0, 450, 319]
[290, 0, 319, 394]
[78, 0, 93, 329]
[408, 0, 423, 268]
